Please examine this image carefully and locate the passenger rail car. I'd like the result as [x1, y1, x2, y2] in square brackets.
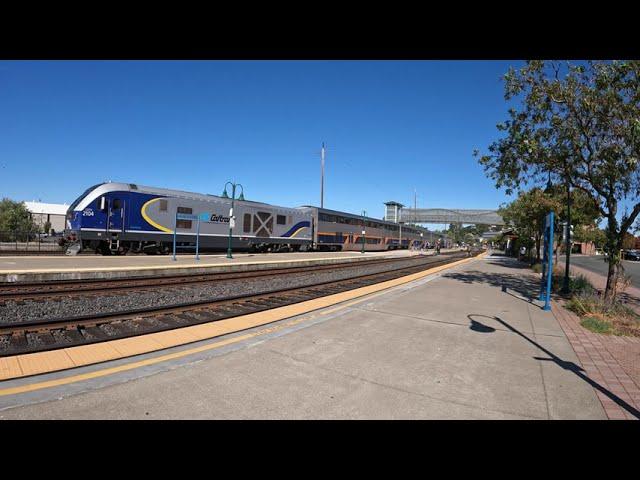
[303, 207, 443, 252]
[64, 183, 313, 255]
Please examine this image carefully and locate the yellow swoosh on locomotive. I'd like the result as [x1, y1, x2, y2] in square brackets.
[141, 197, 173, 233]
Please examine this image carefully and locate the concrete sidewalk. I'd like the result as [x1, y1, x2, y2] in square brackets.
[0, 252, 608, 419]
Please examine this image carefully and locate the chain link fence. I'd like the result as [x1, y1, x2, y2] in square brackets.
[0, 231, 65, 254]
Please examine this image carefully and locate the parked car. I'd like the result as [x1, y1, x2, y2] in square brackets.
[623, 249, 640, 261]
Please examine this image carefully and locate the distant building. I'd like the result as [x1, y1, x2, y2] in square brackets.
[384, 201, 404, 223]
[573, 242, 596, 255]
[23, 201, 68, 233]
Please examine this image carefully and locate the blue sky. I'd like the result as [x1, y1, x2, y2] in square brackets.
[0, 60, 523, 225]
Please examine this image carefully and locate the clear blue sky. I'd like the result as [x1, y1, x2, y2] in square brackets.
[0, 60, 523, 225]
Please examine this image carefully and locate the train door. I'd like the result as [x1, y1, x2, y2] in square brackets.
[109, 197, 125, 232]
[311, 214, 317, 249]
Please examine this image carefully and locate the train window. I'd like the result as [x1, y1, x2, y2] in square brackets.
[176, 206, 192, 229]
[112, 199, 122, 209]
[277, 215, 286, 225]
[129, 184, 138, 190]
[243, 213, 251, 233]
[99, 197, 107, 212]
[159, 200, 168, 212]
[319, 213, 335, 223]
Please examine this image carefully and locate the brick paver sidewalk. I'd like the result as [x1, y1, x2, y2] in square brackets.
[541, 263, 640, 419]
[551, 302, 640, 419]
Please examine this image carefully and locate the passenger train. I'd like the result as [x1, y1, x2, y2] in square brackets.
[63, 182, 447, 255]
[309, 207, 443, 252]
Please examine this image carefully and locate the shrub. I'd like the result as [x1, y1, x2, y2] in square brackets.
[567, 290, 640, 336]
[580, 316, 613, 334]
[570, 274, 594, 295]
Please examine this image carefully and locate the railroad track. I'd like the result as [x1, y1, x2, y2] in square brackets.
[0, 250, 480, 357]
[0, 253, 456, 302]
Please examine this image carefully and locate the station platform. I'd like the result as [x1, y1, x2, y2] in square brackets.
[0, 252, 610, 419]
[0, 249, 460, 283]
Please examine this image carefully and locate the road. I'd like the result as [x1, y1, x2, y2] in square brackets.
[564, 254, 640, 288]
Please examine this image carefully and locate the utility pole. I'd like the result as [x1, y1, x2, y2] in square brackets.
[320, 142, 325, 209]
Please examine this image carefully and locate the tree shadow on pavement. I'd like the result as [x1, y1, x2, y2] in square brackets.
[485, 260, 532, 270]
[442, 270, 540, 304]
[467, 314, 640, 419]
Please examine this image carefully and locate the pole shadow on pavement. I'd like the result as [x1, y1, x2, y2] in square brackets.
[467, 314, 640, 419]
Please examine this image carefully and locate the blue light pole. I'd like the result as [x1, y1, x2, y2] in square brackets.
[544, 211, 554, 311]
[222, 181, 244, 259]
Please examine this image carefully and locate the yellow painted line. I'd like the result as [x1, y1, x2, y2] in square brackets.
[0, 253, 484, 393]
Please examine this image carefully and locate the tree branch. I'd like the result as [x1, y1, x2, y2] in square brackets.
[621, 202, 640, 234]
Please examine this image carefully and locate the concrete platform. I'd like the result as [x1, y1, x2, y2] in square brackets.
[0, 249, 459, 283]
[0, 252, 606, 419]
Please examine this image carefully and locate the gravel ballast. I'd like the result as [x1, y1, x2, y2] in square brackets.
[0, 254, 466, 324]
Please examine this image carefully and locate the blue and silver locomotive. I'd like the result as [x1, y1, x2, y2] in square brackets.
[63, 182, 313, 255]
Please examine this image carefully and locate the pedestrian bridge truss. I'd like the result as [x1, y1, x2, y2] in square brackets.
[401, 208, 505, 226]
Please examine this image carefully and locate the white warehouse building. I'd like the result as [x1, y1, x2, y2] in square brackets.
[23, 201, 69, 233]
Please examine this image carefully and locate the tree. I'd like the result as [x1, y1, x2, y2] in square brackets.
[0, 198, 36, 233]
[574, 225, 606, 249]
[622, 232, 636, 250]
[445, 223, 489, 244]
[474, 224, 490, 236]
[499, 188, 562, 262]
[546, 184, 602, 251]
[475, 60, 640, 301]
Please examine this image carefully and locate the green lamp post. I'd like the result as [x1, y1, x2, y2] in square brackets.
[222, 181, 244, 259]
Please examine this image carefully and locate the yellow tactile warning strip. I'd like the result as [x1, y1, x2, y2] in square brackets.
[0, 253, 485, 390]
